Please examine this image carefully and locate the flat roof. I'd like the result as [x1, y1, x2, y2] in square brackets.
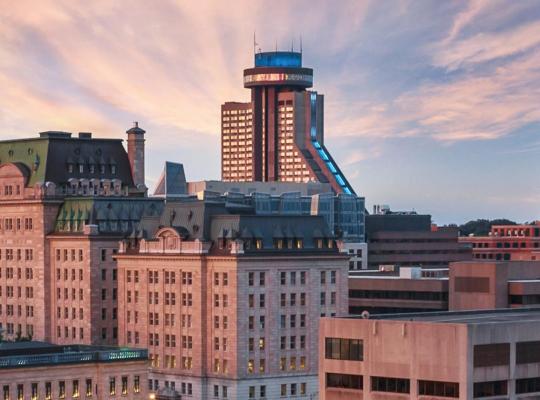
[366, 307, 540, 324]
[348, 275, 448, 281]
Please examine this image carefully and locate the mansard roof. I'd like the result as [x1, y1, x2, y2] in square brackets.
[0, 132, 134, 188]
[53, 197, 164, 235]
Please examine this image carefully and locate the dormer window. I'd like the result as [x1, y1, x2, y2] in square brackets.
[274, 239, 283, 249]
[111, 165, 116, 175]
[295, 239, 303, 249]
[316, 239, 323, 249]
[79, 164, 84, 173]
[100, 165, 105, 174]
[68, 164, 74, 173]
[255, 239, 263, 249]
[89, 165, 95, 174]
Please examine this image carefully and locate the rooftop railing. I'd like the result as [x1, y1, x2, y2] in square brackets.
[0, 348, 147, 369]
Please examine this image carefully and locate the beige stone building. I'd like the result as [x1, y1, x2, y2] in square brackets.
[320, 308, 540, 399]
[0, 341, 148, 399]
[0, 127, 159, 345]
[116, 197, 349, 399]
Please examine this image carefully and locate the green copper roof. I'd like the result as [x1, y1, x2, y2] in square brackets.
[0, 133, 135, 188]
[0, 139, 49, 186]
[54, 197, 164, 234]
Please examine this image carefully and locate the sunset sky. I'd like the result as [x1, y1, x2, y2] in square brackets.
[1, 0, 539, 224]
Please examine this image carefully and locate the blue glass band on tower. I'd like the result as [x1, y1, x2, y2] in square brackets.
[310, 92, 354, 195]
[255, 51, 302, 68]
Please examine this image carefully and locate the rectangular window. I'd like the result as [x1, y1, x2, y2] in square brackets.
[371, 376, 410, 394]
[327, 373, 363, 390]
[45, 383, 51, 400]
[109, 378, 116, 396]
[59, 381, 66, 399]
[418, 380, 459, 398]
[121, 377, 128, 395]
[473, 343, 510, 367]
[31, 383, 38, 400]
[516, 377, 540, 394]
[134, 376, 140, 393]
[325, 338, 363, 361]
[516, 341, 540, 364]
[72, 380, 79, 398]
[473, 381, 507, 398]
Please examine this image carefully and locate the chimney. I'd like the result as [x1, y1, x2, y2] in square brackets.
[126, 122, 146, 189]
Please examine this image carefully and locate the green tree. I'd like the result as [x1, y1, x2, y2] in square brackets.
[459, 219, 517, 236]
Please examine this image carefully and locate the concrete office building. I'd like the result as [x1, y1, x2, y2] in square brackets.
[320, 308, 540, 399]
[460, 221, 540, 261]
[348, 267, 449, 315]
[348, 261, 540, 315]
[222, 50, 355, 195]
[0, 341, 148, 400]
[366, 207, 472, 269]
[116, 196, 349, 400]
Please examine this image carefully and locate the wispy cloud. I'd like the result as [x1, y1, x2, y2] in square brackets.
[434, 20, 540, 70]
[0, 0, 539, 222]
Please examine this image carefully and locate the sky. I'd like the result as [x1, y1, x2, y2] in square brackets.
[0, 0, 539, 224]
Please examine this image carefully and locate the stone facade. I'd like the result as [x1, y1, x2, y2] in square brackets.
[0, 129, 152, 344]
[116, 203, 349, 400]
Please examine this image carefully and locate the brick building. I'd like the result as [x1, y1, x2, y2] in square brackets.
[459, 221, 540, 261]
[116, 196, 349, 399]
[0, 127, 158, 344]
[0, 341, 147, 399]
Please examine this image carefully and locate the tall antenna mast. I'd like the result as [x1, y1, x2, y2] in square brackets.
[253, 31, 257, 57]
[300, 35, 303, 54]
[291, 38, 294, 52]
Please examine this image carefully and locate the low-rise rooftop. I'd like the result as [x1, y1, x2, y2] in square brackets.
[361, 307, 540, 324]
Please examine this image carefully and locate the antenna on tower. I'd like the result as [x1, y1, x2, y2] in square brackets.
[275, 39, 277, 52]
[300, 35, 303, 54]
[291, 38, 294, 52]
[253, 31, 257, 57]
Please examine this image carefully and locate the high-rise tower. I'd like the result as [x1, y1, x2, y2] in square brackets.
[221, 50, 355, 195]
